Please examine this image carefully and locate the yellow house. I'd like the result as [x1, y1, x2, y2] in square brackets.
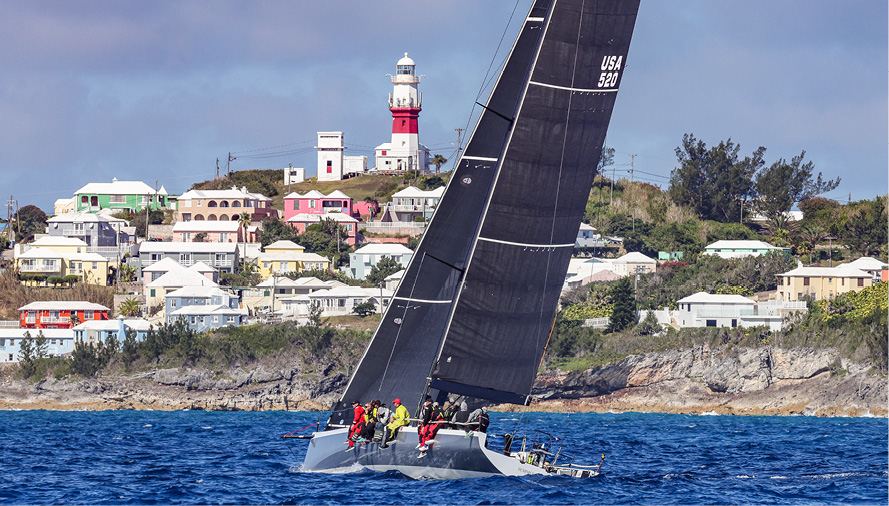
[777, 266, 873, 302]
[14, 237, 111, 286]
[258, 241, 329, 278]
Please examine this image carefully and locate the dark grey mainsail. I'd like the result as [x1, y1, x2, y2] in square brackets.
[327, 0, 639, 424]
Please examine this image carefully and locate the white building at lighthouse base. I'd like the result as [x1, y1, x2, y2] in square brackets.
[373, 142, 430, 173]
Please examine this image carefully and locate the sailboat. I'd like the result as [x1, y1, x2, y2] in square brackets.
[299, 0, 640, 479]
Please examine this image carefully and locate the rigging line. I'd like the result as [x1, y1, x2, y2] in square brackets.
[231, 139, 314, 155]
[377, 252, 429, 392]
[474, 0, 523, 105]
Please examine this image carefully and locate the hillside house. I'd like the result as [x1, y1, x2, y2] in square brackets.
[74, 178, 172, 214]
[138, 242, 239, 274]
[703, 240, 789, 259]
[347, 243, 414, 280]
[165, 286, 245, 331]
[610, 252, 657, 277]
[144, 264, 220, 310]
[278, 285, 392, 318]
[0, 329, 75, 363]
[378, 186, 443, 223]
[18, 301, 110, 330]
[286, 213, 360, 246]
[842, 257, 888, 283]
[283, 190, 357, 220]
[777, 265, 873, 302]
[172, 220, 255, 243]
[176, 186, 276, 223]
[15, 237, 111, 285]
[643, 292, 807, 331]
[73, 317, 154, 347]
[46, 212, 135, 259]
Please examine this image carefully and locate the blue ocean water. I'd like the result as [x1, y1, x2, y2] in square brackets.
[0, 410, 885, 505]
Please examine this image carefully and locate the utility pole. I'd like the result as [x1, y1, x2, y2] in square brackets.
[454, 128, 464, 158]
[216, 158, 220, 179]
[629, 153, 636, 233]
[610, 166, 615, 206]
[5, 195, 17, 243]
[227, 152, 236, 177]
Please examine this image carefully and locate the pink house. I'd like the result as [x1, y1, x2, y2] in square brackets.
[287, 213, 361, 246]
[172, 221, 257, 243]
[283, 190, 356, 221]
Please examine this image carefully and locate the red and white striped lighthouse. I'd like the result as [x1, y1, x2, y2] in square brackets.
[375, 53, 430, 173]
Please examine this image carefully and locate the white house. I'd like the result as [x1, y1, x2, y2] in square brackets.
[347, 243, 414, 280]
[702, 240, 789, 259]
[279, 285, 392, 318]
[643, 292, 807, 331]
[379, 186, 443, 223]
[575, 223, 604, 248]
[0, 329, 75, 363]
[73, 318, 154, 347]
[610, 252, 657, 277]
[842, 257, 888, 282]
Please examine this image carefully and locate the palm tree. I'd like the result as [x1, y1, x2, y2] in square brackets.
[430, 154, 448, 174]
[363, 196, 379, 221]
[117, 297, 142, 317]
[238, 212, 252, 270]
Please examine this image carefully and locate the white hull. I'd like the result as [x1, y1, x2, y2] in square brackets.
[302, 426, 599, 479]
[302, 427, 553, 479]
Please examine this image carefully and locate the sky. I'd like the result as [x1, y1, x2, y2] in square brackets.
[1, 0, 886, 215]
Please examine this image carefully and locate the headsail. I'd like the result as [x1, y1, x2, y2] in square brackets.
[327, 0, 639, 424]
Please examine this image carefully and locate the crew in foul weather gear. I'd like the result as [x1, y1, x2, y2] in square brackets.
[347, 400, 365, 447]
[381, 398, 409, 448]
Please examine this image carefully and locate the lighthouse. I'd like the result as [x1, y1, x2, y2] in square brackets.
[374, 53, 430, 173]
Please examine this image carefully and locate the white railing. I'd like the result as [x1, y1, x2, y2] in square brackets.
[0, 321, 19, 328]
[41, 316, 71, 324]
[582, 317, 610, 328]
[390, 204, 433, 212]
[359, 222, 425, 229]
[213, 260, 233, 267]
[20, 264, 61, 273]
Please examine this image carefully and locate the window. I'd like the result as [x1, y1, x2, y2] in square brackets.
[828, 278, 833, 284]
[327, 161, 333, 174]
[182, 232, 191, 241]
[171, 300, 177, 308]
[110, 195, 126, 203]
[293, 201, 299, 210]
[263, 262, 271, 269]
[227, 316, 235, 323]
[213, 316, 219, 323]
[150, 289, 156, 297]
[731, 319, 737, 328]
[219, 233, 229, 242]
[803, 277, 810, 286]
[706, 319, 717, 327]
[0, 339, 4, 346]
[309, 200, 316, 209]
[338, 299, 346, 307]
[84, 311, 93, 320]
[190, 316, 197, 324]
[180, 253, 191, 264]
[281, 262, 289, 271]
[92, 262, 98, 269]
[858, 278, 864, 287]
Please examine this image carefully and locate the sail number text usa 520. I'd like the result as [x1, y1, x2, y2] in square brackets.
[597, 55, 623, 88]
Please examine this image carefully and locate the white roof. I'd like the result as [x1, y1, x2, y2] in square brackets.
[844, 257, 888, 271]
[75, 179, 165, 196]
[17, 249, 65, 259]
[385, 269, 405, 281]
[190, 262, 216, 273]
[256, 276, 331, 288]
[0, 328, 73, 339]
[141, 257, 184, 272]
[178, 186, 271, 201]
[259, 251, 329, 262]
[139, 242, 239, 254]
[705, 240, 782, 250]
[391, 186, 444, 199]
[615, 252, 656, 263]
[397, 52, 415, 66]
[19, 301, 110, 311]
[30, 237, 88, 247]
[353, 243, 413, 255]
[287, 213, 358, 224]
[286, 190, 326, 199]
[74, 318, 154, 331]
[578, 223, 596, 232]
[66, 252, 108, 262]
[165, 286, 231, 298]
[47, 212, 128, 224]
[172, 221, 240, 232]
[147, 267, 219, 288]
[265, 240, 304, 251]
[780, 266, 872, 278]
[676, 292, 755, 305]
[307, 285, 392, 299]
[326, 190, 351, 199]
[169, 304, 247, 316]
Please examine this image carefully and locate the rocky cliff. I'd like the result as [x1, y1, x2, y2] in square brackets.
[0, 345, 885, 417]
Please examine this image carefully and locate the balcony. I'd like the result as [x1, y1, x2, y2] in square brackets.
[40, 316, 71, 324]
[20, 263, 61, 273]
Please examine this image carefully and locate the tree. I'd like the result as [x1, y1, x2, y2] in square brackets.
[238, 212, 252, 268]
[430, 154, 448, 174]
[608, 277, 635, 332]
[794, 222, 827, 263]
[352, 301, 377, 317]
[633, 311, 663, 336]
[14, 205, 48, 243]
[366, 256, 401, 285]
[841, 196, 888, 256]
[256, 217, 300, 247]
[597, 145, 615, 173]
[33, 330, 48, 359]
[118, 297, 142, 317]
[753, 151, 840, 223]
[669, 134, 764, 223]
[18, 332, 35, 377]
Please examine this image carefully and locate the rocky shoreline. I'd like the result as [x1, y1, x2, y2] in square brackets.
[1, 345, 885, 417]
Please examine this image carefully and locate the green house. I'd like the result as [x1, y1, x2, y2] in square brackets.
[74, 178, 172, 213]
